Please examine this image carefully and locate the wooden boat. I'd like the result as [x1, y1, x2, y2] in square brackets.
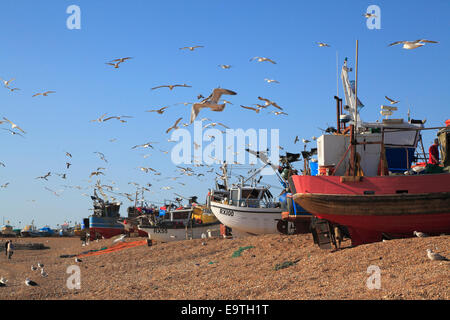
[290, 56, 450, 247]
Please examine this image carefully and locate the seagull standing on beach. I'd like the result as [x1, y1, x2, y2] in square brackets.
[25, 278, 38, 286]
[75, 258, 82, 263]
[0, 278, 7, 287]
[151, 84, 191, 91]
[426, 249, 449, 261]
[413, 231, 428, 238]
[41, 269, 48, 277]
[31, 265, 37, 271]
[190, 88, 237, 123]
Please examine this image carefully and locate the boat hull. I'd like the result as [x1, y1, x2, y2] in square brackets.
[210, 201, 282, 235]
[89, 216, 125, 240]
[289, 174, 450, 246]
[138, 222, 220, 242]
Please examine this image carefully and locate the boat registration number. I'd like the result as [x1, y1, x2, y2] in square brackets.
[219, 208, 234, 216]
[153, 227, 168, 233]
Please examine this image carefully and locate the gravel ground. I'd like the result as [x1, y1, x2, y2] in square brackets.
[0, 233, 448, 300]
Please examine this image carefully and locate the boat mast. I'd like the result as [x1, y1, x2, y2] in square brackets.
[352, 40, 359, 177]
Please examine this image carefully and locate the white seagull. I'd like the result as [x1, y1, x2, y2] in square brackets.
[317, 42, 330, 47]
[25, 278, 38, 286]
[388, 39, 438, 50]
[1, 78, 15, 87]
[179, 45, 204, 51]
[75, 258, 82, 263]
[190, 88, 237, 123]
[2, 117, 26, 133]
[413, 231, 428, 238]
[264, 78, 279, 84]
[250, 57, 277, 64]
[426, 249, 449, 261]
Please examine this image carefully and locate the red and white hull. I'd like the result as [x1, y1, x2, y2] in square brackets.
[289, 173, 450, 246]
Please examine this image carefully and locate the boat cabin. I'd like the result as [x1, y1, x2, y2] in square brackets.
[228, 186, 276, 208]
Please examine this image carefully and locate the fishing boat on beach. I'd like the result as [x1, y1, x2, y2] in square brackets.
[1, 224, 16, 237]
[138, 198, 220, 242]
[88, 190, 125, 240]
[20, 222, 39, 237]
[289, 53, 450, 247]
[208, 157, 307, 236]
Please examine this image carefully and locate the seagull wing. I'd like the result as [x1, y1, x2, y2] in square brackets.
[388, 41, 405, 47]
[417, 39, 438, 43]
[190, 103, 205, 123]
[210, 88, 237, 104]
[241, 105, 258, 111]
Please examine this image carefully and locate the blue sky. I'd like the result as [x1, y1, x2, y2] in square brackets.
[1, 0, 449, 228]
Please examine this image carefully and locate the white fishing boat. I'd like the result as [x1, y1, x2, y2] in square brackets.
[138, 204, 220, 242]
[209, 184, 282, 235]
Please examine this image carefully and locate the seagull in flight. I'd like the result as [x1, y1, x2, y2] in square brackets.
[105, 57, 132, 68]
[103, 115, 133, 122]
[90, 171, 105, 178]
[166, 117, 183, 134]
[146, 106, 169, 114]
[94, 152, 108, 163]
[32, 91, 55, 97]
[218, 65, 232, 69]
[388, 39, 438, 50]
[36, 172, 51, 181]
[363, 13, 377, 18]
[294, 136, 299, 144]
[1, 78, 15, 87]
[151, 84, 191, 91]
[190, 88, 237, 123]
[385, 96, 400, 105]
[179, 45, 204, 51]
[2, 117, 26, 133]
[271, 111, 288, 116]
[203, 122, 229, 129]
[240, 105, 262, 113]
[264, 78, 279, 84]
[258, 97, 283, 110]
[317, 42, 330, 47]
[250, 57, 276, 64]
[0, 182, 9, 188]
[90, 113, 109, 123]
[132, 142, 156, 149]
[65, 152, 72, 158]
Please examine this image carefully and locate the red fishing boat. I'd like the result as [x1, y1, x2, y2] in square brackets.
[290, 53, 450, 247]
